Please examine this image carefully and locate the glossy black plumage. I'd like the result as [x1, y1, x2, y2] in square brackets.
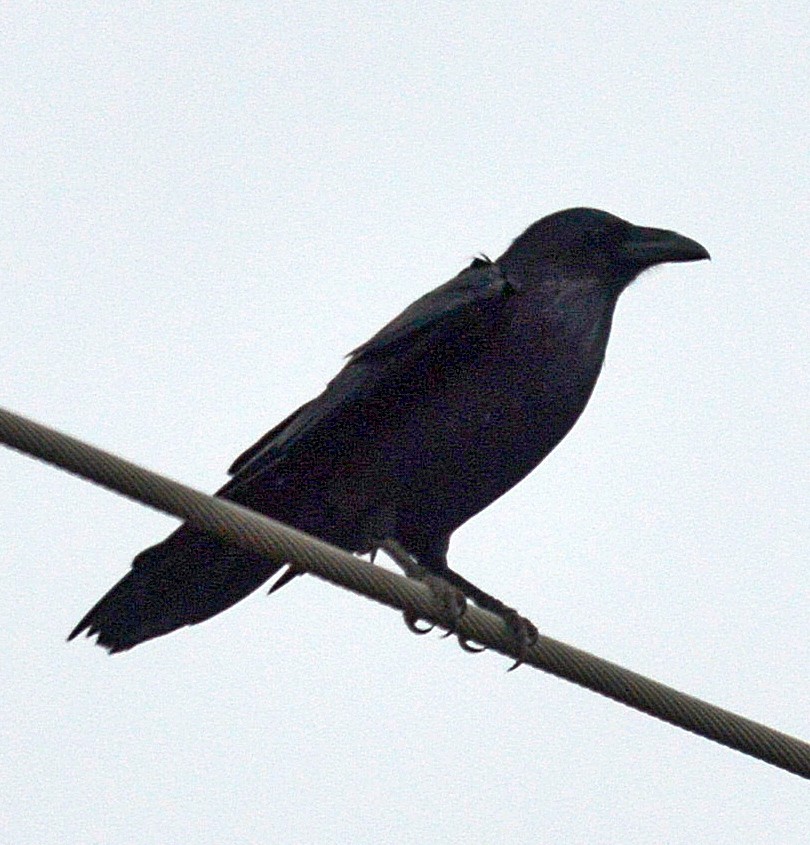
[70, 208, 709, 652]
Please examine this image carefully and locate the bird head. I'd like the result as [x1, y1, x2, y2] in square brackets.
[499, 207, 710, 292]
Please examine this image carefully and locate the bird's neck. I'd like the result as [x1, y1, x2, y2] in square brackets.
[535, 273, 620, 363]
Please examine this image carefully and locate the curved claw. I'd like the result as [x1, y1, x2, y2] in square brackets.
[403, 610, 435, 635]
[505, 614, 539, 671]
[457, 635, 486, 654]
[439, 595, 468, 639]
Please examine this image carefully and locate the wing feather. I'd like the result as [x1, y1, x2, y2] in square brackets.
[222, 260, 514, 494]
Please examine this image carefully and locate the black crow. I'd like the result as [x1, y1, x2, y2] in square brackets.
[70, 208, 709, 653]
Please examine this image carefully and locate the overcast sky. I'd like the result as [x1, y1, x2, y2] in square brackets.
[2, 4, 808, 843]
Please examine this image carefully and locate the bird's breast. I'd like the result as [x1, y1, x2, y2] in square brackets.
[379, 294, 615, 527]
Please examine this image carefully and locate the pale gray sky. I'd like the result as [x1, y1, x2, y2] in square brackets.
[2, 4, 808, 843]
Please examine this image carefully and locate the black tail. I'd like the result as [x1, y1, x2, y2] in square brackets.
[68, 525, 286, 652]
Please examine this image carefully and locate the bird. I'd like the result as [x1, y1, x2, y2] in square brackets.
[69, 207, 709, 654]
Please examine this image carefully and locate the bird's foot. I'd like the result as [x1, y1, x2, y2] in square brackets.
[376, 540, 481, 649]
[498, 607, 539, 671]
[402, 572, 471, 641]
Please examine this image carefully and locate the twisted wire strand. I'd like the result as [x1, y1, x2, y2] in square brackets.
[1, 405, 808, 779]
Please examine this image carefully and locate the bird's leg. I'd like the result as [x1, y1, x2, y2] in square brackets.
[378, 540, 474, 644]
[439, 567, 539, 671]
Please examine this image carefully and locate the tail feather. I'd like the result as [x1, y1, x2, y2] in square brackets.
[68, 525, 286, 652]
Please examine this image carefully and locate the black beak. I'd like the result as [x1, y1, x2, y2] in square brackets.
[626, 225, 711, 269]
